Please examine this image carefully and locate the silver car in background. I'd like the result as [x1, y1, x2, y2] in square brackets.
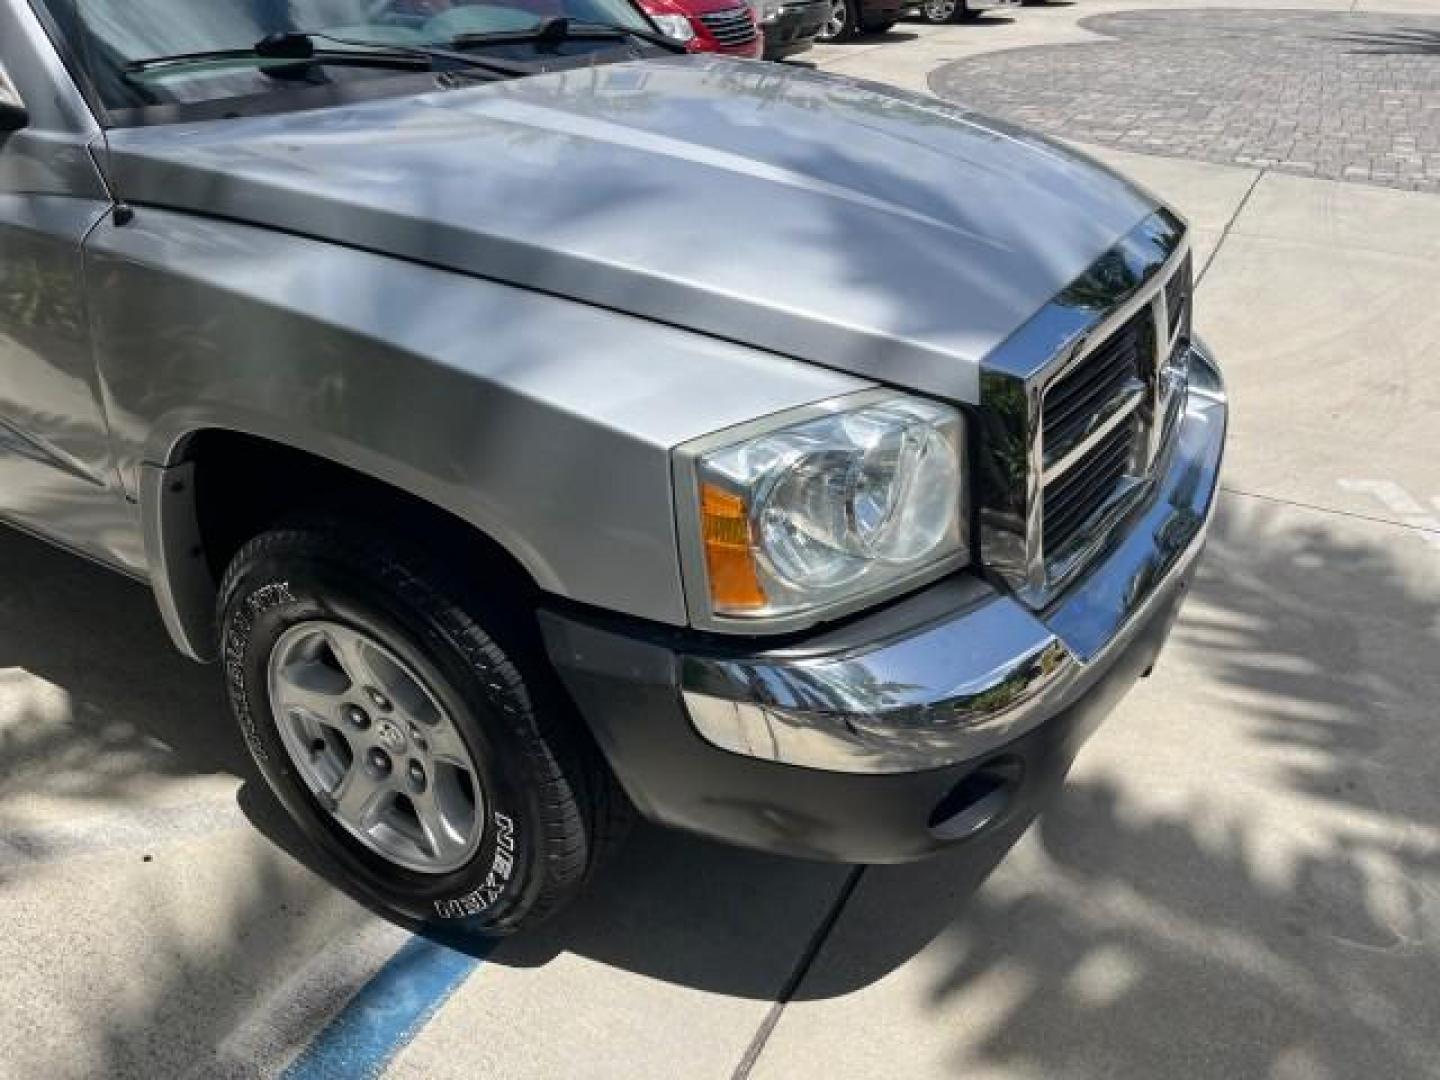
[0, 0, 1224, 934]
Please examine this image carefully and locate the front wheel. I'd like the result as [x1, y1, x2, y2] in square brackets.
[817, 0, 858, 41]
[218, 521, 627, 936]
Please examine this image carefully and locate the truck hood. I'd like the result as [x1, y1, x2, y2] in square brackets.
[104, 57, 1159, 402]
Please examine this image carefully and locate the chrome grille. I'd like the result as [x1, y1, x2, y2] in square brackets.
[1038, 305, 1155, 560]
[698, 8, 759, 44]
[1037, 302, 1159, 566]
[1042, 309, 1149, 468]
[1036, 268, 1185, 570]
[1042, 414, 1139, 556]
[976, 209, 1193, 609]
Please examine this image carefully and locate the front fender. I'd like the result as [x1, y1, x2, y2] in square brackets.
[87, 209, 866, 634]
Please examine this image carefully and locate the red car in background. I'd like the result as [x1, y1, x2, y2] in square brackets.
[638, 0, 764, 58]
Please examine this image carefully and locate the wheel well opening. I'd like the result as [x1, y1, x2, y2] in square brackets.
[179, 430, 538, 599]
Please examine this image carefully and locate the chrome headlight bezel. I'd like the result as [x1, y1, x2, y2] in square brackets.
[674, 389, 970, 634]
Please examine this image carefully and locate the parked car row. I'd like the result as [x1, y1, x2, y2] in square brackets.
[637, 0, 1019, 60]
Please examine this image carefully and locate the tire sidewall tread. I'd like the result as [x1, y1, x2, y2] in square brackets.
[218, 523, 607, 936]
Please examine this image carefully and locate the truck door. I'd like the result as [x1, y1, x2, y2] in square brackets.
[0, 5, 143, 572]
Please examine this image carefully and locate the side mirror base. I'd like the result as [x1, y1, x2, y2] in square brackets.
[0, 103, 27, 133]
[0, 65, 28, 133]
[0, 101, 27, 133]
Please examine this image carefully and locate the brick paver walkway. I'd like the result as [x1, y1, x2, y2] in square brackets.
[929, 8, 1440, 191]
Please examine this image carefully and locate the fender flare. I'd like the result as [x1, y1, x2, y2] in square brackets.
[140, 458, 215, 661]
[138, 421, 560, 662]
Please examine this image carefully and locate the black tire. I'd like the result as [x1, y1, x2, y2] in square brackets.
[861, 16, 897, 32]
[817, 0, 858, 41]
[218, 521, 628, 936]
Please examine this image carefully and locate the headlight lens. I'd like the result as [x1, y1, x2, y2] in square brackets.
[689, 395, 967, 622]
[648, 13, 696, 40]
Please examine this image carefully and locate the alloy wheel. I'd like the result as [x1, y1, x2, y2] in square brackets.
[923, 0, 958, 20]
[820, 0, 849, 39]
[267, 620, 486, 874]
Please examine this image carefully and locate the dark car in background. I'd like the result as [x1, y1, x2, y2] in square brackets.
[754, 0, 828, 56]
[815, 0, 904, 41]
[639, 0, 763, 57]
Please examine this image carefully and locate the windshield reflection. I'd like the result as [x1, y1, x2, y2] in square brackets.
[46, 0, 656, 112]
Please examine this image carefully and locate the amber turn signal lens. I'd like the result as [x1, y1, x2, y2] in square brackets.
[700, 483, 766, 611]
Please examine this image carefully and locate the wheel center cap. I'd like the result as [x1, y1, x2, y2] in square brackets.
[376, 720, 407, 754]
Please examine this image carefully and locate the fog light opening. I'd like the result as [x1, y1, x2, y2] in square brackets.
[928, 757, 1023, 842]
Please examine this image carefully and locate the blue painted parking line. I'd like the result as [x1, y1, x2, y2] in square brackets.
[281, 934, 493, 1080]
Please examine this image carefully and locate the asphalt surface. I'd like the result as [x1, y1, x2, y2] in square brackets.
[4, 3, 1440, 1078]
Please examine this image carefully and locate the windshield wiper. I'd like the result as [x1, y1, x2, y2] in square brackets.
[450, 17, 688, 55]
[125, 30, 531, 80]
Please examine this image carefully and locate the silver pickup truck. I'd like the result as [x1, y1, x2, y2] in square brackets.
[1, 0, 1225, 934]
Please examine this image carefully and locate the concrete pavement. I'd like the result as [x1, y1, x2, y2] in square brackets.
[3, 3, 1440, 1078]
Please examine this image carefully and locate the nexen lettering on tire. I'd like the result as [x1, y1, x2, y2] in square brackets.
[225, 580, 297, 764]
[434, 811, 517, 918]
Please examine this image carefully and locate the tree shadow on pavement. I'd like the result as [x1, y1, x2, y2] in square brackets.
[777, 496, 1440, 1077]
[0, 527, 380, 1078]
[0, 527, 243, 814]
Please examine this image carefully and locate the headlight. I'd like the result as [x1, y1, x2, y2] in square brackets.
[648, 13, 696, 41]
[678, 393, 968, 627]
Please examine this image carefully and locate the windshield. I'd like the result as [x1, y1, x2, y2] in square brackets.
[37, 0, 658, 117]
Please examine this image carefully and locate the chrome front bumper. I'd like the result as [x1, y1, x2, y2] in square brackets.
[681, 340, 1227, 775]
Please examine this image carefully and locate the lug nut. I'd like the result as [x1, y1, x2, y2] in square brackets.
[344, 705, 371, 731]
[367, 748, 392, 777]
[366, 688, 392, 712]
[408, 761, 427, 793]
